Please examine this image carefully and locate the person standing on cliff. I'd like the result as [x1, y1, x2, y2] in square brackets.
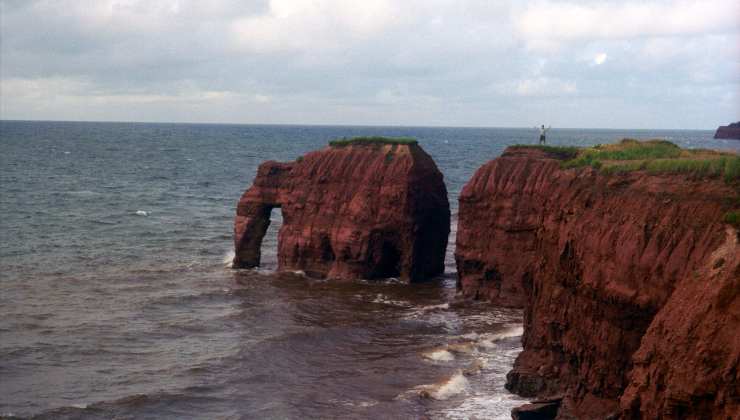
[537, 124, 551, 145]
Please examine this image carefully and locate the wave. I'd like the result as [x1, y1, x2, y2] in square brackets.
[222, 250, 235, 268]
[447, 341, 476, 354]
[135, 210, 149, 216]
[26, 391, 222, 419]
[477, 326, 524, 349]
[422, 348, 455, 362]
[417, 371, 470, 400]
[144, 288, 234, 309]
[371, 293, 411, 307]
[89, 219, 119, 225]
[422, 325, 523, 367]
[418, 303, 450, 312]
[67, 190, 98, 196]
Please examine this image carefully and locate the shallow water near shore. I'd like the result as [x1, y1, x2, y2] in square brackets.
[1, 121, 736, 419]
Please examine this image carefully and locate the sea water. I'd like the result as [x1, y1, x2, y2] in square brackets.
[1, 120, 736, 419]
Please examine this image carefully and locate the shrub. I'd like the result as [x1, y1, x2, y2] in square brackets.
[724, 210, 740, 228]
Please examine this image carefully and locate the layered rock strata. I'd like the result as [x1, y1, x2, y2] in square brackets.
[456, 147, 739, 419]
[233, 142, 450, 282]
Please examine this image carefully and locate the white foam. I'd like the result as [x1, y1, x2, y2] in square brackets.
[480, 326, 524, 346]
[428, 371, 469, 400]
[288, 270, 305, 275]
[135, 210, 149, 216]
[222, 250, 235, 268]
[326, 398, 378, 408]
[419, 303, 450, 311]
[422, 348, 455, 362]
[436, 392, 526, 420]
[447, 341, 477, 354]
[464, 357, 489, 374]
[372, 294, 410, 307]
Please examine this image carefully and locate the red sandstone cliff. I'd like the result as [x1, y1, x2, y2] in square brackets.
[234, 142, 450, 282]
[714, 122, 740, 140]
[456, 147, 739, 419]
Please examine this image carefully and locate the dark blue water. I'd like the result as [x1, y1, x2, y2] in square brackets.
[1, 121, 736, 419]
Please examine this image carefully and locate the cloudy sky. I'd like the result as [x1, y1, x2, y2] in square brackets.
[1, 0, 738, 128]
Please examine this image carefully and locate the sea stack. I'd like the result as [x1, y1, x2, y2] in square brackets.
[233, 137, 450, 282]
[457, 141, 739, 419]
[714, 121, 740, 139]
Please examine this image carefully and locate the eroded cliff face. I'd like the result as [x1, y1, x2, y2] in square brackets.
[714, 122, 740, 140]
[234, 143, 450, 282]
[456, 147, 739, 419]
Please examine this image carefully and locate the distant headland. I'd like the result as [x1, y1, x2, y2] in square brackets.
[714, 121, 740, 139]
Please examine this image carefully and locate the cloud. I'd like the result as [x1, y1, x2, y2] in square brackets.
[593, 52, 607, 66]
[0, 76, 271, 117]
[231, 0, 401, 52]
[495, 77, 577, 97]
[516, 0, 740, 50]
[0, 0, 738, 128]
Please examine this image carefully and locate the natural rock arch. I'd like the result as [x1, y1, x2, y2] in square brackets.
[233, 141, 450, 282]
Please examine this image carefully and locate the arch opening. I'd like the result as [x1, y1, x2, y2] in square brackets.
[259, 207, 282, 270]
[369, 236, 401, 279]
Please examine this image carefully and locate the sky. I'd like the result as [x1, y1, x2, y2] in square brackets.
[1, 0, 739, 129]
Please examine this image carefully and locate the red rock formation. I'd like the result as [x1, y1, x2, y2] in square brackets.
[456, 147, 739, 419]
[620, 227, 739, 419]
[714, 122, 740, 139]
[233, 142, 450, 282]
[455, 148, 553, 306]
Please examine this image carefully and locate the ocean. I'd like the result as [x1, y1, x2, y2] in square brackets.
[1, 120, 737, 419]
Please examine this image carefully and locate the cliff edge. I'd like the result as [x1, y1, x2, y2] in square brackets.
[233, 138, 450, 282]
[714, 121, 740, 140]
[457, 141, 739, 418]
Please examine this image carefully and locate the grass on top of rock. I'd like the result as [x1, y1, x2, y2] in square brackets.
[510, 144, 580, 160]
[329, 136, 418, 147]
[557, 139, 739, 183]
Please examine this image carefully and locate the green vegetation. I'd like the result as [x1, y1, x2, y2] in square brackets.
[601, 156, 740, 183]
[724, 210, 740, 228]
[515, 139, 739, 227]
[510, 144, 580, 160]
[329, 136, 418, 147]
[546, 139, 740, 183]
[570, 139, 682, 163]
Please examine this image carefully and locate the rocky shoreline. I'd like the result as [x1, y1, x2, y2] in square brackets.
[235, 138, 739, 419]
[457, 145, 738, 419]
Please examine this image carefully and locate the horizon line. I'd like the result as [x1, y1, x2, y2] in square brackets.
[0, 118, 718, 131]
